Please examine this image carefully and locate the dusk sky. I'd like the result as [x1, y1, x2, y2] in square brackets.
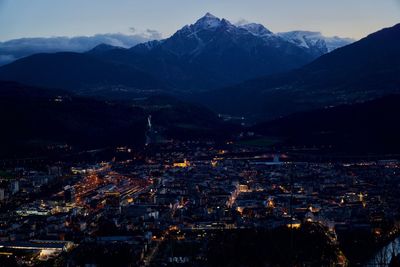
[1, 0, 400, 41]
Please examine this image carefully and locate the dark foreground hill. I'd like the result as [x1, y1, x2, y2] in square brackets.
[252, 95, 400, 153]
[0, 81, 148, 157]
[0, 81, 232, 158]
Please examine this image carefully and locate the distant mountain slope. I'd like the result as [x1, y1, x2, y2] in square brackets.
[0, 52, 167, 94]
[252, 95, 400, 153]
[203, 23, 400, 121]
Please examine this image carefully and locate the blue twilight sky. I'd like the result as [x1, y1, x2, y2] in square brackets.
[1, 0, 400, 41]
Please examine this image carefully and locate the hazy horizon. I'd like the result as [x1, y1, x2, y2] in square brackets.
[1, 0, 400, 42]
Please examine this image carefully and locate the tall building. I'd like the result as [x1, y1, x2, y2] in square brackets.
[10, 180, 19, 195]
[0, 188, 5, 202]
[64, 186, 75, 203]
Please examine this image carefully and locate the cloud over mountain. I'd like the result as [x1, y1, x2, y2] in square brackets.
[0, 32, 162, 65]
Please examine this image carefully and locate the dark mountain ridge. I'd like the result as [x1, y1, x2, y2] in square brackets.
[0, 52, 167, 95]
[201, 23, 400, 121]
[252, 94, 400, 153]
[0, 81, 147, 157]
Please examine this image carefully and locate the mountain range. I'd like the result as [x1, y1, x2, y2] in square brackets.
[93, 13, 351, 90]
[0, 33, 159, 66]
[0, 13, 352, 94]
[202, 22, 400, 121]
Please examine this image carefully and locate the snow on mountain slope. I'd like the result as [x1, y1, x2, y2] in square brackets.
[193, 12, 224, 30]
[137, 13, 353, 56]
[277, 31, 354, 52]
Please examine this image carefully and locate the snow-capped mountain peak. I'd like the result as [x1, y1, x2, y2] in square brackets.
[203, 12, 217, 19]
[194, 13, 222, 30]
[133, 13, 353, 59]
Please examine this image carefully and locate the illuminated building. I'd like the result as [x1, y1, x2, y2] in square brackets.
[0, 240, 73, 258]
[239, 184, 250, 192]
[173, 159, 190, 168]
[287, 221, 301, 229]
[267, 198, 275, 208]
